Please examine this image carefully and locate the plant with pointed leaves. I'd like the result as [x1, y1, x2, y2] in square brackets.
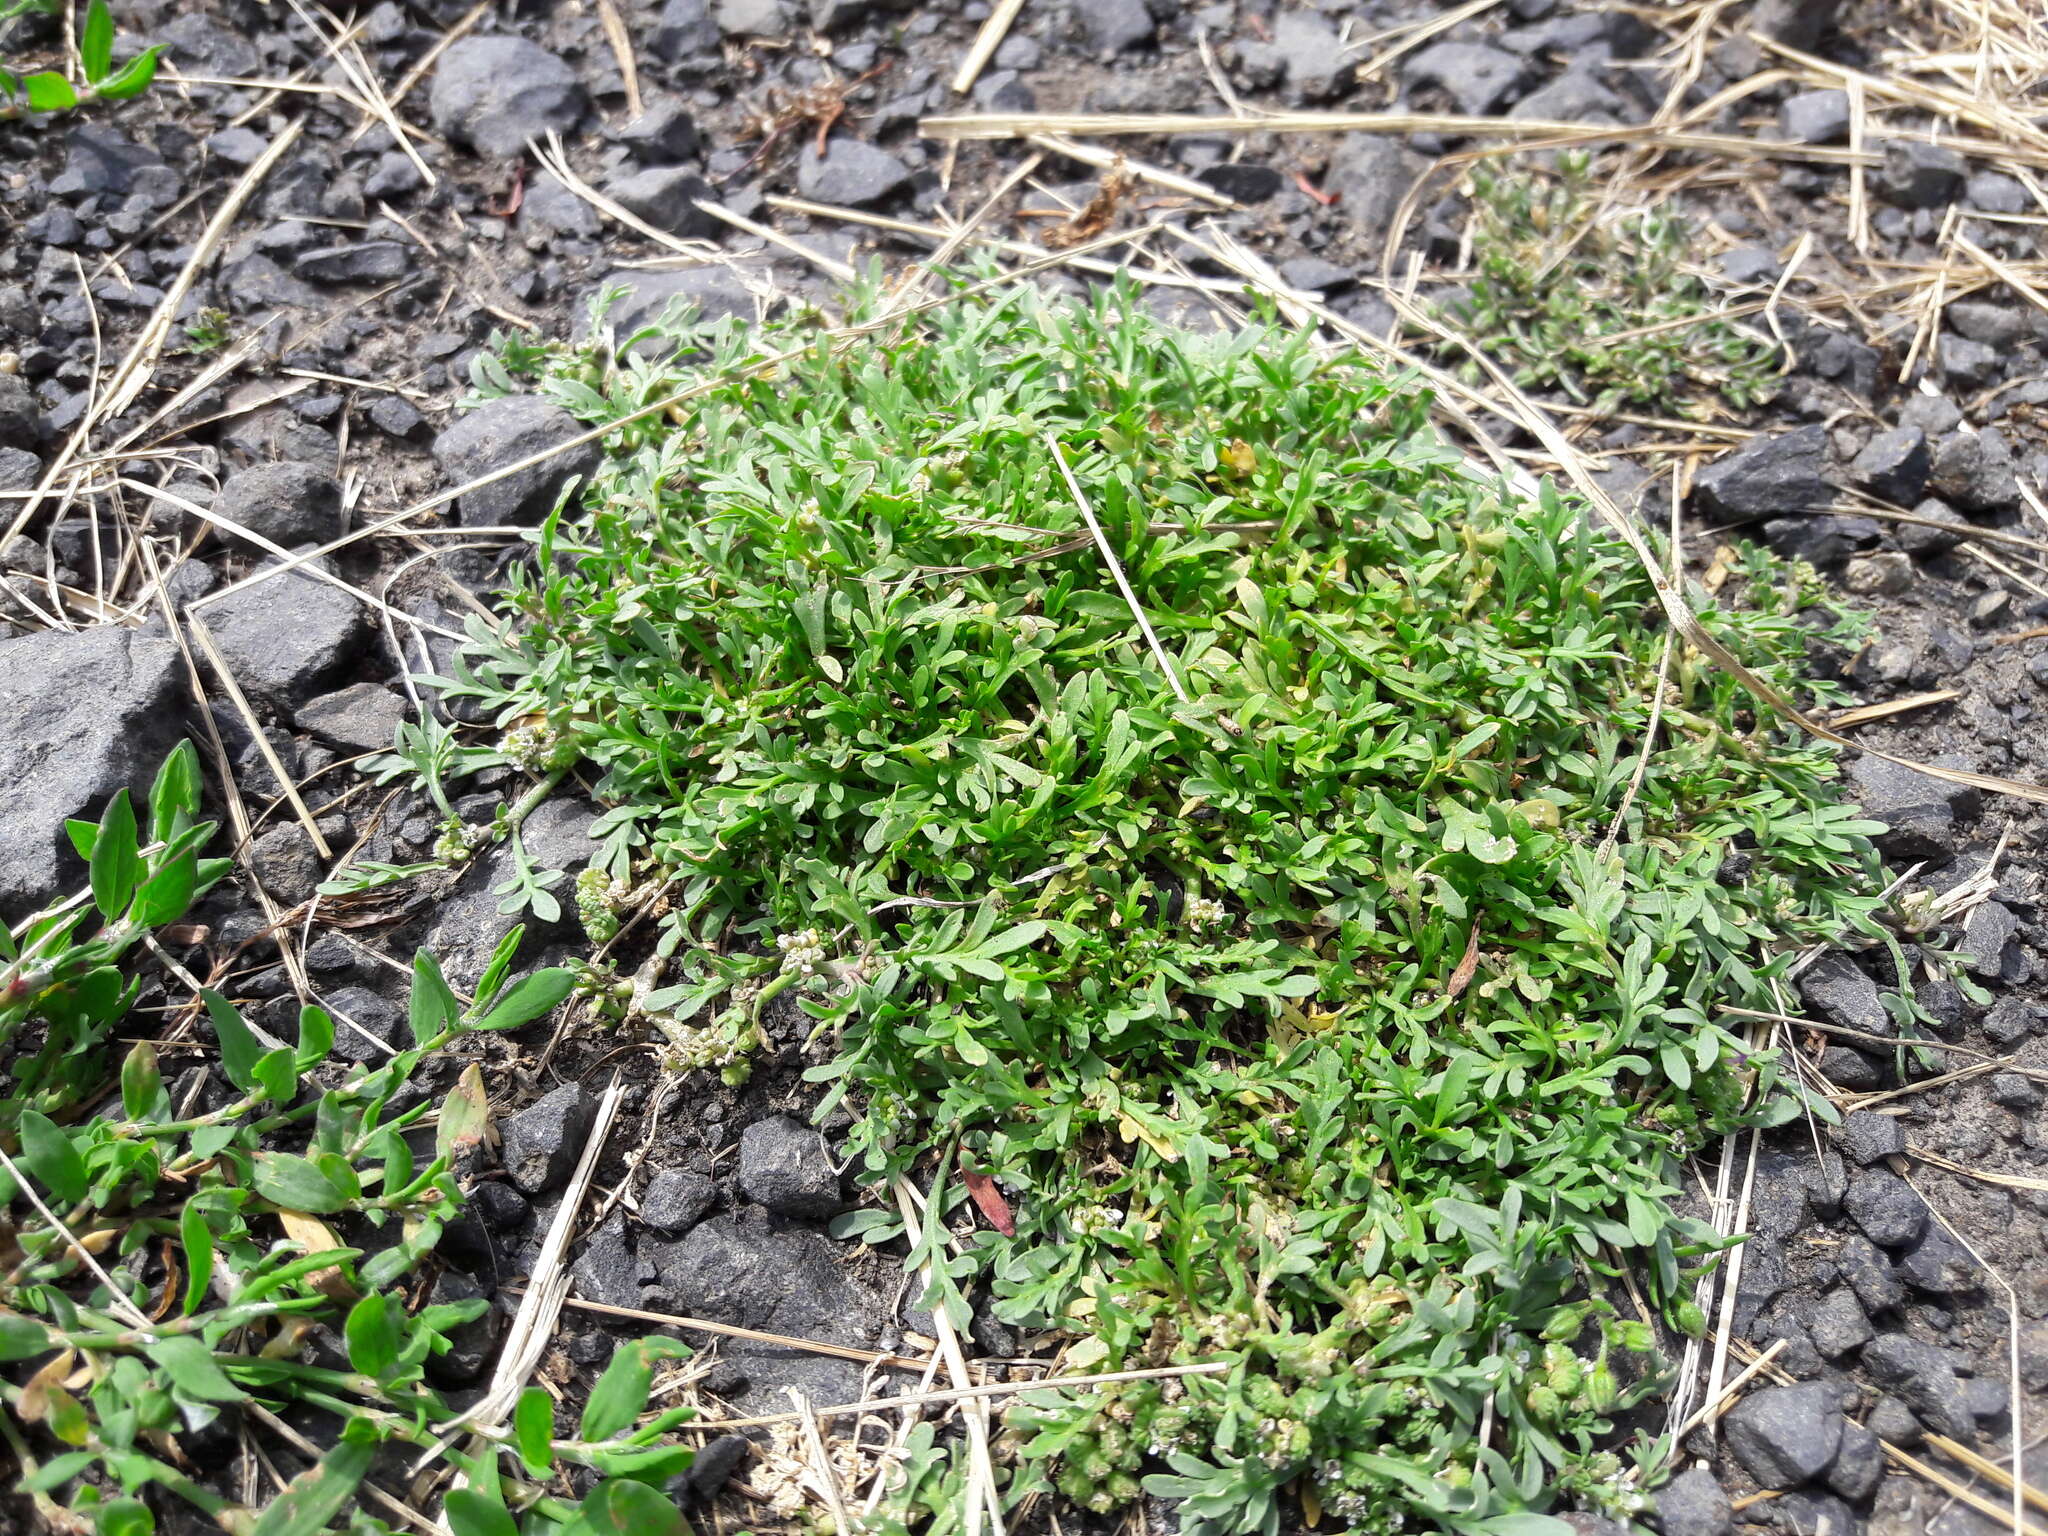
[0, 0, 160, 122]
[407, 275, 1934, 1536]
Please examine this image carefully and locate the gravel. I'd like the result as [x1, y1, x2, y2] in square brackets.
[429, 36, 589, 160]
[1723, 1382, 1844, 1490]
[1844, 1167, 1929, 1249]
[502, 1080, 598, 1196]
[214, 462, 344, 549]
[1692, 425, 1829, 518]
[433, 395, 604, 529]
[795, 137, 913, 208]
[199, 556, 372, 710]
[737, 1116, 843, 1218]
[0, 626, 182, 919]
[1860, 1334, 1977, 1440]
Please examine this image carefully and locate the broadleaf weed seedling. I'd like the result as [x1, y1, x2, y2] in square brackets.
[0, 744, 691, 1532]
[397, 276, 1914, 1533]
[0, 0, 161, 121]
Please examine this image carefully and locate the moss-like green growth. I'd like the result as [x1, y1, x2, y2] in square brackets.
[1443, 158, 1782, 416]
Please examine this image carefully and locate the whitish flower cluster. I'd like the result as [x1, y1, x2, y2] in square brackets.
[433, 816, 491, 864]
[1185, 895, 1226, 928]
[500, 717, 578, 774]
[775, 927, 827, 976]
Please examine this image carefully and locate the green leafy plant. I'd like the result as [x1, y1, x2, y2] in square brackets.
[1440, 157, 1782, 415]
[178, 308, 234, 356]
[0, 928, 603, 1533]
[405, 278, 1901, 1533]
[0, 0, 161, 122]
[0, 737, 699, 1532]
[2, 742, 231, 1130]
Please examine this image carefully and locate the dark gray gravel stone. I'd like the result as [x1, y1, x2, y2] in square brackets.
[605, 166, 720, 239]
[1990, 1071, 2041, 1108]
[0, 372, 45, 447]
[54, 123, 163, 197]
[433, 395, 601, 529]
[1848, 427, 1929, 506]
[1807, 1288, 1874, 1358]
[1824, 1421, 1884, 1502]
[796, 138, 911, 208]
[0, 626, 182, 920]
[471, 1180, 531, 1233]
[1860, 1334, 1976, 1440]
[216, 461, 343, 549]
[1961, 900, 2021, 981]
[1753, 0, 1839, 47]
[1693, 425, 1829, 519]
[570, 1211, 644, 1309]
[1877, 140, 1967, 208]
[322, 984, 407, 1065]
[1403, 41, 1530, 114]
[1898, 496, 1969, 558]
[684, 1434, 750, 1500]
[1838, 1110, 1907, 1166]
[422, 797, 597, 988]
[738, 1116, 842, 1218]
[1930, 427, 2020, 511]
[1845, 1168, 1927, 1249]
[200, 555, 371, 710]
[0, 447, 39, 491]
[1835, 1234, 1905, 1316]
[423, 1269, 499, 1386]
[1895, 1223, 1979, 1298]
[1949, 299, 2029, 349]
[519, 171, 600, 237]
[250, 823, 321, 905]
[294, 682, 407, 755]
[1327, 134, 1429, 237]
[1846, 752, 1976, 865]
[643, 1215, 887, 1412]
[578, 266, 761, 348]
[1654, 1468, 1732, 1536]
[1724, 1382, 1844, 1490]
[715, 0, 788, 35]
[1196, 162, 1284, 203]
[1866, 1395, 1921, 1447]
[430, 36, 588, 159]
[1818, 1047, 1884, 1091]
[1797, 953, 1890, 1038]
[1982, 996, 2036, 1048]
[651, 0, 719, 59]
[1510, 67, 1626, 123]
[1938, 336, 2002, 391]
[641, 1168, 718, 1234]
[1253, 12, 1353, 102]
[1075, 0, 1152, 53]
[618, 100, 700, 162]
[1779, 89, 1850, 144]
[295, 242, 411, 284]
[368, 396, 425, 440]
[502, 1080, 597, 1196]
[1898, 394, 1964, 436]
[1966, 170, 2028, 213]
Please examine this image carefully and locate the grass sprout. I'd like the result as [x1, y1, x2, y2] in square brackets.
[424, 276, 1905, 1534]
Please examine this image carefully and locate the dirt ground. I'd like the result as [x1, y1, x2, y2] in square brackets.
[2, 0, 2047, 1531]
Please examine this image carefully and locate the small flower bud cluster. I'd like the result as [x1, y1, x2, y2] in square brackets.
[774, 927, 826, 976]
[500, 717, 579, 775]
